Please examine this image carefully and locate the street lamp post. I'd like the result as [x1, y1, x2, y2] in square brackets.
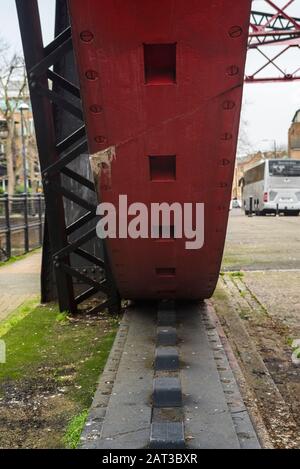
[273, 140, 277, 159]
[18, 102, 30, 194]
[0, 125, 9, 192]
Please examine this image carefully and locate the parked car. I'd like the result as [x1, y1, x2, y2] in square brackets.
[231, 199, 242, 209]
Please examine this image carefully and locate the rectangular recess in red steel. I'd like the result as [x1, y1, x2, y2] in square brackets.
[149, 156, 176, 181]
[144, 43, 177, 84]
[156, 268, 176, 277]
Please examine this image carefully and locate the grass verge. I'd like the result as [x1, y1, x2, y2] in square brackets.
[0, 300, 119, 449]
[64, 410, 89, 449]
[0, 297, 40, 338]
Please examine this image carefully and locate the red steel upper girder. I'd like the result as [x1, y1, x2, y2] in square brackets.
[68, 0, 251, 300]
[246, 0, 300, 83]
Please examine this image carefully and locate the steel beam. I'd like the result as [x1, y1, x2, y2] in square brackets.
[15, 0, 120, 314]
[16, 0, 76, 313]
[247, 1, 300, 83]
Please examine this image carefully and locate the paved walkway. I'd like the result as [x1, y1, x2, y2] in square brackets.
[0, 251, 42, 322]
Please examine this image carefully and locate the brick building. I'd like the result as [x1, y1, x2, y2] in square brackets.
[0, 81, 41, 193]
[288, 109, 300, 160]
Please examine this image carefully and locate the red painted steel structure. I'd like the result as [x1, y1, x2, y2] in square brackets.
[68, 0, 252, 300]
[247, 0, 300, 83]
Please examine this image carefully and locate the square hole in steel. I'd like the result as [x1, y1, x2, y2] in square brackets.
[156, 268, 176, 278]
[149, 156, 176, 181]
[159, 225, 175, 239]
[144, 43, 176, 84]
[152, 225, 175, 241]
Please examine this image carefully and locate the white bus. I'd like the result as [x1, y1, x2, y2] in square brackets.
[241, 159, 300, 216]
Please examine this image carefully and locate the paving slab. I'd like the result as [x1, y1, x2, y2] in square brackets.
[82, 305, 156, 449]
[178, 303, 241, 449]
[150, 422, 185, 449]
[0, 251, 41, 321]
[157, 327, 177, 346]
[82, 302, 260, 449]
[153, 377, 182, 408]
[155, 347, 179, 371]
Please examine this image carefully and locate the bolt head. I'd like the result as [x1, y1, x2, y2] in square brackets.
[85, 70, 98, 80]
[90, 104, 103, 114]
[221, 132, 233, 141]
[229, 26, 243, 38]
[95, 136, 107, 144]
[80, 31, 94, 43]
[226, 65, 239, 76]
[222, 100, 235, 110]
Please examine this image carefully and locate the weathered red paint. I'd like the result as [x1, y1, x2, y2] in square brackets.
[68, 0, 251, 300]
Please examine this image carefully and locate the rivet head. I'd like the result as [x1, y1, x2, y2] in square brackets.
[229, 26, 243, 38]
[80, 31, 94, 43]
[222, 100, 235, 110]
[226, 65, 239, 76]
[85, 70, 98, 80]
[221, 132, 233, 141]
[95, 136, 107, 144]
[90, 104, 103, 114]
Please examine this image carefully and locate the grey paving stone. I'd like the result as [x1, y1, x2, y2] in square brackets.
[82, 306, 156, 449]
[150, 422, 185, 449]
[178, 303, 241, 449]
[158, 310, 176, 327]
[153, 377, 182, 408]
[157, 327, 177, 346]
[155, 347, 179, 371]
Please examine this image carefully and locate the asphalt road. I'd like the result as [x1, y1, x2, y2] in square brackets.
[222, 209, 300, 271]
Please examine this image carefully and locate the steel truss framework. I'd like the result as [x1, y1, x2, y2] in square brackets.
[15, 0, 300, 314]
[16, 0, 120, 314]
[247, 0, 300, 83]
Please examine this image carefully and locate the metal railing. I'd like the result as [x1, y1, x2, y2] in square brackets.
[0, 194, 45, 261]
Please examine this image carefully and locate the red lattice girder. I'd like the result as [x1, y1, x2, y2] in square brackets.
[247, 0, 300, 83]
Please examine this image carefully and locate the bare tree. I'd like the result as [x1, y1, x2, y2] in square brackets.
[237, 117, 253, 158]
[0, 38, 28, 196]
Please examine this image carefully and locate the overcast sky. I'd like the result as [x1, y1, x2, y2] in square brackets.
[1, 0, 299, 156]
